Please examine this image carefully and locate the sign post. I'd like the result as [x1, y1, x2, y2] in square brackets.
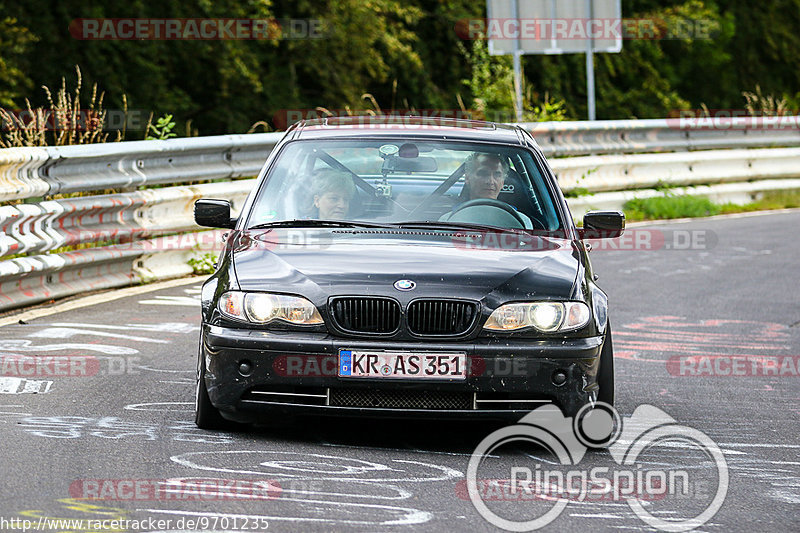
[585, 0, 596, 120]
[486, 0, 622, 121]
[511, 0, 523, 121]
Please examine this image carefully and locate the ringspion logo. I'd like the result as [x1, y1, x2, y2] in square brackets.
[467, 403, 728, 531]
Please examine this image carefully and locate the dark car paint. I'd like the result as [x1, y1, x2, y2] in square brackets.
[234, 232, 581, 302]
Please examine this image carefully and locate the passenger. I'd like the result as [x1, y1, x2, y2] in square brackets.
[310, 169, 356, 220]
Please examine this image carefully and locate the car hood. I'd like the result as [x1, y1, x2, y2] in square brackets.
[231, 229, 581, 305]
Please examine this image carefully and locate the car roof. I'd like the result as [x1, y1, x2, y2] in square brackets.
[284, 116, 532, 145]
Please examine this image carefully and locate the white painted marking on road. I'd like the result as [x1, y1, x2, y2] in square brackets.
[0, 404, 30, 416]
[139, 296, 200, 306]
[0, 377, 52, 394]
[135, 366, 193, 374]
[28, 327, 169, 344]
[320, 441, 494, 458]
[18, 416, 158, 439]
[523, 452, 565, 465]
[47, 322, 198, 334]
[169, 477, 411, 501]
[257, 455, 393, 476]
[718, 443, 800, 449]
[769, 490, 800, 504]
[0, 339, 138, 355]
[124, 402, 193, 412]
[139, 502, 433, 526]
[0, 276, 204, 326]
[17, 416, 232, 443]
[721, 449, 748, 455]
[568, 513, 626, 519]
[171, 450, 464, 483]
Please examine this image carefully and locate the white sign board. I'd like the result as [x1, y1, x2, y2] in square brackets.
[487, 0, 622, 55]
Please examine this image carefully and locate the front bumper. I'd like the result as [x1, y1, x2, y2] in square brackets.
[201, 324, 605, 422]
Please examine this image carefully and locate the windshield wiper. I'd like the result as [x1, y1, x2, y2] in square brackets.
[248, 219, 394, 230]
[390, 221, 524, 232]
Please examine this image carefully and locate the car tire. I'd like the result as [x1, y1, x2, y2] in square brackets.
[195, 351, 227, 430]
[596, 323, 615, 406]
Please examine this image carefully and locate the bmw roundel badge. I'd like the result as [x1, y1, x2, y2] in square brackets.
[393, 279, 416, 291]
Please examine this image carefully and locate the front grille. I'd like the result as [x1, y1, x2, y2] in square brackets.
[330, 297, 401, 334]
[330, 389, 472, 410]
[407, 300, 478, 336]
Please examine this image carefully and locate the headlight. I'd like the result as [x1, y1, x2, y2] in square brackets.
[219, 291, 323, 325]
[484, 301, 590, 332]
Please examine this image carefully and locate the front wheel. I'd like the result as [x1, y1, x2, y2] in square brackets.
[195, 349, 227, 429]
[596, 324, 615, 406]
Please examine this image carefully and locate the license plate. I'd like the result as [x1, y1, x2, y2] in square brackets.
[338, 350, 467, 380]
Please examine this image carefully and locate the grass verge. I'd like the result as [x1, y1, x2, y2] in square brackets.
[623, 190, 800, 221]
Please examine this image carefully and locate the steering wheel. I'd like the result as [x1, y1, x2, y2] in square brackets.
[450, 198, 535, 229]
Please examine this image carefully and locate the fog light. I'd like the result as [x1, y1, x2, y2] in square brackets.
[238, 360, 253, 376]
[552, 370, 567, 386]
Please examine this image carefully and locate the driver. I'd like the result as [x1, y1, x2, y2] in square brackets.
[462, 152, 508, 200]
[440, 152, 534, 229]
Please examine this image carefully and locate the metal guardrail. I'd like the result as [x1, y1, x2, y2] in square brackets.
[0, 180, 253, 258]
[552, 147, 800, 192]
[1, 117, 800, 312]
[529, 116, 800, 156]
[0, 230, 226, 311]
[0, 133, 283, 202]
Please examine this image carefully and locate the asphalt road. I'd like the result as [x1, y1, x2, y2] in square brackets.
[0, 210, 798, 533]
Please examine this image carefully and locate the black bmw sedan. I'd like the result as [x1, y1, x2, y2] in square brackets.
[193, 116, 624, 429]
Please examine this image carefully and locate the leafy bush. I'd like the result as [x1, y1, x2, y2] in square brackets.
[188, 250, 218, 275]
[145, 113, 177, 140]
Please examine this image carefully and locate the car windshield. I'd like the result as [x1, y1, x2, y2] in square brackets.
[246, 139, 565, 233]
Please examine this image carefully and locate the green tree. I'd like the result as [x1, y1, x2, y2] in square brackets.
[0, 15, 36, 108]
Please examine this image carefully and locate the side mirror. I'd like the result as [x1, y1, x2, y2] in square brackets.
[194, 199, 235, 229]
[579, 211, 625, 239]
